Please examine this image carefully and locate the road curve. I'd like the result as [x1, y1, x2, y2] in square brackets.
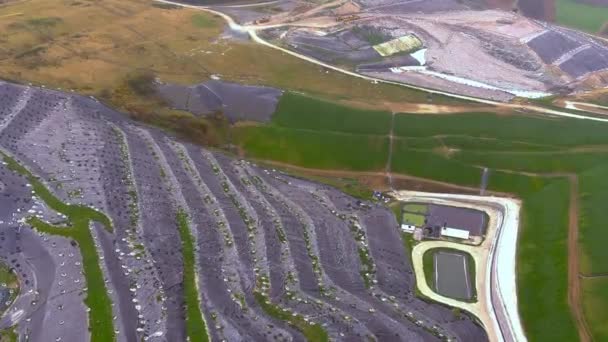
[392, 191, 526, 342]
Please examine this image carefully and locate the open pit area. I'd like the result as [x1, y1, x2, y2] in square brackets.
[0, 80, 489, 341]
[241, 0, 608, 100]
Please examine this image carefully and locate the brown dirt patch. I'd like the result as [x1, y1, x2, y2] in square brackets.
[568, 175, 593, 342]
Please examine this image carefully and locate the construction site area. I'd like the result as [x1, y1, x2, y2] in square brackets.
[217, 0, 608, 101]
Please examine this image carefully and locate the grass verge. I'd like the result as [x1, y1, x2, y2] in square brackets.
[254, 291, 329, 342]
[176, 209, 209, 342]
[1, 151, 115, 342]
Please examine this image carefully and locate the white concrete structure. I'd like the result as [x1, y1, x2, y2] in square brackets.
[441, 227, 470, 239]
[401, 224, 416, 232]
[392, 190, 526, 342]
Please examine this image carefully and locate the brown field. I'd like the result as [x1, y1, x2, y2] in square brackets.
[0, 0, 471, 118]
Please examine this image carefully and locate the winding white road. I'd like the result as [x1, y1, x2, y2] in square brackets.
[155, 0, 608, 123]
[392, 191, 526, 342]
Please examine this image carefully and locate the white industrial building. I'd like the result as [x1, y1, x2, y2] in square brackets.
[440, 227, 470, 240]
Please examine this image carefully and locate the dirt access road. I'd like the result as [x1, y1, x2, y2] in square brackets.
[392, 191, 526, 342]
[568, 175, 592, 342]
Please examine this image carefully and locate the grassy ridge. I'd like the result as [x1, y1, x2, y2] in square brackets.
[176, 209, 209, 342]
[1, 152, 115, 342]
[272, 93, 391, 135]
[254, 292, 329, 341]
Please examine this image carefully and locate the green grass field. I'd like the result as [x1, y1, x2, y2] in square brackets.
[176, 209, 209, 342]
[1, 152, 115, 342]
[555, 0, 608, 34]
[578, 163, 608, 274]
[403, 203, 428, 214]
[234, 126, 388, 171]
[393, 112, 608, 147]
[272, 93, 392, 135]
[422, 248, 477, 302]
[233, 93, 608, 341]
[582, 277, 608, 341]
[403, 212, 425, 226]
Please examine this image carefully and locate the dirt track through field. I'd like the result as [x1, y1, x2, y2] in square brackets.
[568, 175, 593, 342]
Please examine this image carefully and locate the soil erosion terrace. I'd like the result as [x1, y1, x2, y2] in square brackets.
[0, 80, 487, 341]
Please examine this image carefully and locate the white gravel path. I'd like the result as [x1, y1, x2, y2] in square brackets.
[392, 191, 526, 342]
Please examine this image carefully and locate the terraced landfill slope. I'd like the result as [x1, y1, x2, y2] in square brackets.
[0, 80, 487, 341]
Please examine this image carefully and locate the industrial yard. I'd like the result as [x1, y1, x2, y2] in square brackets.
[219, 0, 608, 101]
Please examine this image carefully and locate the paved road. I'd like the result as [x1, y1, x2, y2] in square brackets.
[392, 191, 526, 342]
[155, 0, 608, 124]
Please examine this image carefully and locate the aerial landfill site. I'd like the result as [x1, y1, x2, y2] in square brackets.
[0, 81, 488, 341]
[223, 0, 608, 100]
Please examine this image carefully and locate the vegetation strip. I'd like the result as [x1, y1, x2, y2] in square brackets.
[253, 292, 329, 342]
[176, 209, 209, 342]
[234, 93, 608, 341]
[1, 151, 115, 342]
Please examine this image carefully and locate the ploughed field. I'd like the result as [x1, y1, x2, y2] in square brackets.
[0, 81, 487, 342]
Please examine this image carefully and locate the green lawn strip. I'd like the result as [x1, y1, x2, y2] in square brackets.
[27, 217, 115, 342]
[357, 247, 374, 289]
[402, 203, 428, 214]
[1, 152, 112, 231]
[422, 249, 434, 291]
[555, 0, 608, 33]
[402, 212, 425, 226]
[234, 126, 388, 171]
[514, 179, 578, 342]
[271, 92, 392, 135]
[1, 151, 115, 341]
[578, 163, 608, 274]
[463, 251, 477, 302]
[453, 150, 607, 174]
[253, 291, 329, 342]
[581, 277, 608, 341]
[176, 209, 209, 342]
[393, 112, 608, 147]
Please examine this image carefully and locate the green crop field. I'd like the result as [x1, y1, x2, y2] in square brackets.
[234, 126, 389, 171]
[393, 112, 608, 147]
[272, 93, 392, 135]
[234, 94, 608, 342]
[582, 277, 608, 341]
[555, 0, 608, 34]
[579, 163, 608, 275]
